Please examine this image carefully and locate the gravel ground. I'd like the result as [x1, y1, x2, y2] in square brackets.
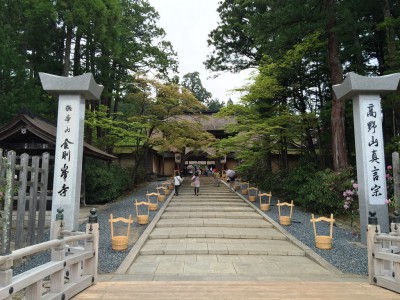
[13, 179, 168, 275]
[247, 192, 368, 276]
[13, 178, 368, 276]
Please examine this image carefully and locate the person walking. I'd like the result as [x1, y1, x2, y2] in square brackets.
[191, 171, 201, 196]
[213, 169, 221, 187]
[226, 169, 236, 191]
[173, 171, 183, 196]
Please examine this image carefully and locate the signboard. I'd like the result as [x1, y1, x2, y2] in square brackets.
[361, 97, 386, 204]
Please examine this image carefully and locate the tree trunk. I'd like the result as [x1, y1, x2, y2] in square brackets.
[325, 0, 347, 171]
[264, 150, 272, 173]
[63, 25, 73, 77]
[73, 29, 82, 76]
[383, 0, 396, 73]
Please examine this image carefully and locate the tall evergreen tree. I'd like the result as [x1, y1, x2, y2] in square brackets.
[205, 0, 400, 170]
[182, 72, 212, 104]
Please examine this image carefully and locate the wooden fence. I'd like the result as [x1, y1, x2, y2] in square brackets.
[367, 211, 400, 293]
[0, 149, 50, 255]
[0, 209, 99, 299]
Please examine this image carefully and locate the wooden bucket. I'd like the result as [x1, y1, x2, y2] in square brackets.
[260, 203, 270, 211]
[310, 213, 334, 250]
[249, 195, 256, 202]
[137, 215, 149, 225]
[240, 182, 249, 194]
[109, 214, 133, 252]
[158, 194, 165, 201]
[279, 216, 291, 226]
[235, 182, 241, 190]
[149, 202, 158, 211]
[315, 236, 332, 250]
[111, 236, 129, 251]
[169, 184, 174, 190]
[164, 189, 170, 195]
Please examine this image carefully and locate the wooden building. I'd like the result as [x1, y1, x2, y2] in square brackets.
[114, 111, 238, 176]
[0, 113, 116, 161]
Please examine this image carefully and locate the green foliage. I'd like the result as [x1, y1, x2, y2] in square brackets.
[84, 158, 132, 204]
[296, 168, 356, 214]
[182, 72, 212, 104]
[207, 99, 225, 111]
[85, 104, 149, 150]
[0, 0, 178, 124]
[279, 160, 319, 198]
[206, 0, 400, 170]
[263, 162, 356, 215]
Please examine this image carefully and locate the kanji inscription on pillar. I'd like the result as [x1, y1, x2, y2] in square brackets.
[362, 98, 386, 205]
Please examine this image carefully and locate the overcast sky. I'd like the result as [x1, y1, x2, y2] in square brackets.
[148, 0, 253, 103]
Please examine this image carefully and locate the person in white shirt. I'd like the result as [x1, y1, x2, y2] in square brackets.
[173, 171, 183, 196]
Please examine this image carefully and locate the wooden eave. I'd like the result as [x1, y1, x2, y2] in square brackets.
[0, 114, 116, 161]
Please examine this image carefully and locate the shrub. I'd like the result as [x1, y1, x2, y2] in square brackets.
[296, 167, 356, 214]
[84, 158, 133, 204]
[262, 160, 356, 215]
[262, 158, 318, 199]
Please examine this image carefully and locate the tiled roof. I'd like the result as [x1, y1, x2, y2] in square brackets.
[0, 114, 116, 161]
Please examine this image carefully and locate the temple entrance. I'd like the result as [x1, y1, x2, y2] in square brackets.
[181, 150, 223, 177]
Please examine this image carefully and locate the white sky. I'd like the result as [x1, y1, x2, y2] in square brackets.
[148, 0, 253, 103]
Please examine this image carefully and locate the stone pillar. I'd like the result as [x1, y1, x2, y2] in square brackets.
[333, 72, 400, 243]
[39, 73, 103, 233]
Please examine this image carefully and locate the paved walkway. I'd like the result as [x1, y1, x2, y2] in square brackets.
[73, 177, 399, 299]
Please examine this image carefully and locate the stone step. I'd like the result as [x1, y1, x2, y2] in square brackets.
[171, 198, 243, 202]
[168, 202, 248, 207]
[176, 196, 237, 199]
[180, 186, 232, 193]
[78, 280, 390, 299]
[140, 239, 302, 256]
[178, 193, 233, 196]
[161, 211, 263, 219]
[156, 218, 273, 228]
[149, 227, 286, 240]
[165, 207, 254, 212]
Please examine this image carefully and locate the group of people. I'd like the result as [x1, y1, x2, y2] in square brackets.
[173, 170, 201, 196]
[173, 168, 236, 196]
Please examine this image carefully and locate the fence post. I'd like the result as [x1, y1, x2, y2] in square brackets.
[393, 211, 400, 287]
[15, 153, 28, 250]
[50, 208, 66, 294]
[367, 211, 381, 285]
[37, 152, 49, 243]
[0, 258, 13, 288]
[1, 151, 16, 255]
[393, 152, 400, 210]
[83, 208, 99, 284]
[28, 156, 40, 246]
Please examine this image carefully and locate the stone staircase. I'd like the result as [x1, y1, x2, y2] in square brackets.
[74, 177, 399, 299]
[121, 176, 340, 280]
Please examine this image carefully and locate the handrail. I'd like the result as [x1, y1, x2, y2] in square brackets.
[0, 233, 93, 265]
[60, 230, 89, 236]
[0, 208, 99, 299]
[367, 211, 400, 294]
[375, 234, 400, 243]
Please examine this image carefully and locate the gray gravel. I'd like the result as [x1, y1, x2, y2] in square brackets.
[13, 179, 167, 275]
[13, 179, 368, 276]
[246, 192, 368, 276]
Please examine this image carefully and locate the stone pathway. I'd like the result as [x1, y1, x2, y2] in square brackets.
[73, 177, 400, 299]
[103, 177, 361, 281]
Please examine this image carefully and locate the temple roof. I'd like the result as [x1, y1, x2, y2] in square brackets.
[0, 114, 116, 161]
[168, 112, 235, 131]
